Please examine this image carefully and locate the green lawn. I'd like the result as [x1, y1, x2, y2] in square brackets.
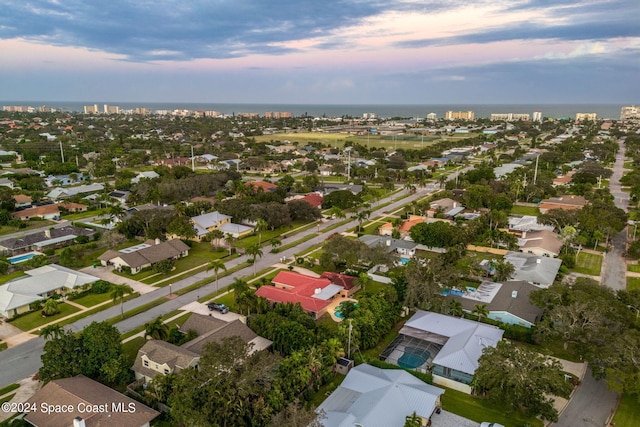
[0, 271, 26, 285]
[628, 264, 640, 273]
[61, 208, 107, 221]
[209, 291, 238, 311]
[628, 277, 640, 291]
[573, 252, 603, 276]
[510, 205, 540, 216]
[441, 387, 543, 427]
[612, 393, 640, 427]
[72, 292, 113, 308]
[122, 336, 146, 366]
[234, 221, 313, 249]
[0, 383, 19, 397]
[9, 303, 82, 331]
[0, 219, 56, 237]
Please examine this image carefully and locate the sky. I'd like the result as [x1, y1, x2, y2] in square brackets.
[1, 0, 639, 104]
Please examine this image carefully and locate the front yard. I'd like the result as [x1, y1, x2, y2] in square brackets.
[573, 252, 603, 276]
[9, 302, 82, 332]
[628, 277, 640, 291]
[612, 393, 640, 427]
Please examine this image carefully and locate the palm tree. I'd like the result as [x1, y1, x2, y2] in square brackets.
[225, 233, 235, 256]
[108, 204, 125, 220]
[208, 229, 224, 250]
[473, 304, 489, 322]
[246, 243, 263, 275]
[42, 298, 59, 316]
[327, 206, 345, 220]
[254, 218, 268, 245]
[40, 324, 64, 340]
[207, 259, 227, 292]
[111, 283, 134, 318]
[355, 272, 372, 292]
[270, 237, 282, 252]
[144, 317, 169, 340]
[354, 210, 371, 232]
[448, 299, 464, 317]
[493, 260, 515, 282]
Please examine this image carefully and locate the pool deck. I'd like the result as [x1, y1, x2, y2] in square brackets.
[327, 297, 358, 322]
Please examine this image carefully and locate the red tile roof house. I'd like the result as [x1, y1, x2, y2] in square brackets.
[538, 195, 587, 214]
[286, 193, 324, 208]
[245, 180, 279, 193]
[12, 203, 60, 220]
[255, 271, 358, 319]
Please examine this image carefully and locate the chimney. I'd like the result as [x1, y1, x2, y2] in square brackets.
[155, 238, 161, 245]
[73, 417, 86, 427]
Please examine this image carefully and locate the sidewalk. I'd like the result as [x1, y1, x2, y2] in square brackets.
[0, 377, 41, 422]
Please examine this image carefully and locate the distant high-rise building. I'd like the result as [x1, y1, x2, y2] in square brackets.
[362, 112, 376, 119]
[83, 104, 99, 114]
[103, 104, 120, 114]
[426, 112, 437, 120]
[620, 105, 640, 121]
[575, 113, 597, 121]
[490, 113, 530, 121]
[532, 111, 543, 122]
[265, 112, 293, 119]
[204, 110, 221, 117]
[445, 110, 475, 120]
[134, 107, 150, 115]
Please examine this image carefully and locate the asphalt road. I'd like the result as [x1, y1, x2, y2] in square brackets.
[552, 369, 618, 427]
[600, 138, 629, 291]
[0, 177, 456, 388]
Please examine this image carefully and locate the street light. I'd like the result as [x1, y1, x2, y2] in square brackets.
[169, 283, 172, 297]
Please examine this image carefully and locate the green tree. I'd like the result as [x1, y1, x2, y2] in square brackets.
[40, 324, 65, 340]
[404, 412, 422, 427]
[152, 259, 175, 275]
[247, 243, 264, 276]
[81, 321, 126, 385]
[474, 343, 572, 422]
[39, 330, 84, 383]
[355, 272, 373, 292]
[145, 317, 170, 340]
[110, 283, 134, 318]
[473, 304, 489, 322]
[492, 259, 515, 282]
[166, 216, 196, 239]
[207, 259, 227, 292]
[255, 218, 268, 245]
[42, 298, 59, 316]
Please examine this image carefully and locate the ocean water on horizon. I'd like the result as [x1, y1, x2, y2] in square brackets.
[1, 101, 625, 119]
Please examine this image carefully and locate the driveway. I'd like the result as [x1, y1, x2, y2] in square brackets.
[431, 410, 479, 427]
[80, 265, 156, 295]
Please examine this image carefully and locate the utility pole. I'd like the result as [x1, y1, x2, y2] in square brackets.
[533, 154, 539, 185]
[347, 318, 353, 359]
[190, 144, 195, 172]
[346, 147, 352, 181]
[59, 141, 65, 163]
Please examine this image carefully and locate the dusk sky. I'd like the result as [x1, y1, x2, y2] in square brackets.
[1, 0, 639, 104]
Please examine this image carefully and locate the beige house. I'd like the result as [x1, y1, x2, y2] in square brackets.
[98, 239, 189, 274]
[133, 340, 200, 384]
[518, 230, 562, 257]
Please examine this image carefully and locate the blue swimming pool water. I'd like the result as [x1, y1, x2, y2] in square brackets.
[9, 253, 39, 264]
[398, 347, 430, 369]
[399, 257, 410, 265]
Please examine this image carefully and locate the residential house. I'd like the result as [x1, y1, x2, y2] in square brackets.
[46, 183, 105, 200]
[25, 375, 159, 427]
[109, 190, 130, 205]
[12, 194, 32, 208]
[445, 280, 544, 328]
[45, 174, 87, 187]
[180, 314, 272, 355]
[317, 363, 444, 427]
[359, 235, 419, 260]
[131, 171, 160, 183]
[0, 226, 95, 256]
[493, 163, 523, 180]
[98, 238, 190, 274]
[155, 157, 190, 168]
[518, 229, 562, 257]
[377, 215, 425, 238]
[427, 198, 464, 218]
[58, 201, 88, 213]
[504, 251, 563, 287]
[187, 211, 253, 241]
[380, 310, 504, 393]
[286, 193, 323, 208]
[255, 271, 357, 319]
[12, 203, 60, 220]
[508, 215, 554, 235]
[0, 264, 99, 319]
[245, 180, 278, 193]
[538, 195, 587, 214]
[132, 340, 200, 384]
[552, 171, 576, 187]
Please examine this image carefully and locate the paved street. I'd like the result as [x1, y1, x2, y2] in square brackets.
[0, 179, 452, 388]
[552, 369, 618, 427]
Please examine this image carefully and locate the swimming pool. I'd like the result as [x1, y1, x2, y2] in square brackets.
[334, 301, 358, 320]
[399, 257, 410, 265]
[398, 347, 431, 369]
[8, 252, 42, 264]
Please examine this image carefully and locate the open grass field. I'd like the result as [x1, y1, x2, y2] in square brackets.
[628, 277, 640, 291]
[510, 205, 540, 216]
[573, 252, 603, 276]
[0, 219, 56, 237]
[612, 393, 640, 427]
[628, 264, 640, 273]
[9, 302, 82, 331]
[252, 132, 446, 150]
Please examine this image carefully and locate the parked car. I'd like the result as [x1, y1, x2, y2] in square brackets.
[207, 302, 229, 314]
[480, 423, 505, 427]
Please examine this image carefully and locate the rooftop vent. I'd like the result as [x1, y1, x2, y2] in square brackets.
[511, 290, 518, 298]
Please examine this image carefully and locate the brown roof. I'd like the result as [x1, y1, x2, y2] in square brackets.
[182, 318, 259, 355]
[12, 204, 59, 218]
[540, 195, 586, 207]
[320, 271, 357, 291]
[179, 312, 227, 336]
[25, 375, 158, 427]
[99, 239, 190, 269]
[132, 340, 199, 379]
[245, 180, 278, 192]
[519, 230, 562, 255]
[58, 202, 88, 210]
[13, 194, 32, 203]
